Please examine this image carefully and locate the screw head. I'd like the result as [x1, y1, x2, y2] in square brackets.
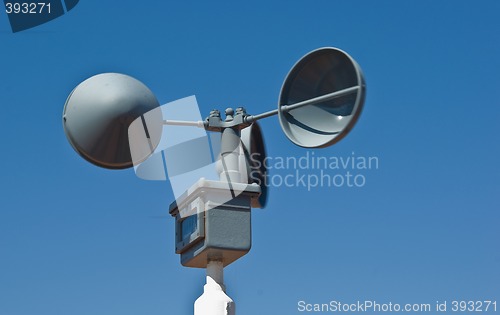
[235, 107, 247, 115]
[225, 108, 234, 116]
[210, 109, 221, 117]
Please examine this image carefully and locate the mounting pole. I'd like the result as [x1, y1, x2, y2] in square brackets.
[194, 260, 235, 315]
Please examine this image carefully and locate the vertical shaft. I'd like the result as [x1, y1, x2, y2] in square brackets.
[219, 127, 242, 183]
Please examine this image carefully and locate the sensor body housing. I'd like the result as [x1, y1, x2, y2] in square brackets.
[169, 179, 261, 268]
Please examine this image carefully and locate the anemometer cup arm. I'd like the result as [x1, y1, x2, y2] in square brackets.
[244, 109, 279, 124]
[244, 85, 361, 125]
[162, 119, 208, 129]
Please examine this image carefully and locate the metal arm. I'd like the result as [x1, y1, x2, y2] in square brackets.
[163, 120, 207, 128]
[245, 85, 360, 123]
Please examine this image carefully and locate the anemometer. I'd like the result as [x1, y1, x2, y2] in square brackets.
[62, 47, 366, 315]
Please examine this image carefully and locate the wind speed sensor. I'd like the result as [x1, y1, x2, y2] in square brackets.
[62, 47, 366, 315]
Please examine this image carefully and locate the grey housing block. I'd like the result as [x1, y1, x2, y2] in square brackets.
[169, 179, 261, 268]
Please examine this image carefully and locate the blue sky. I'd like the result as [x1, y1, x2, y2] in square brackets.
[0, 1, 499, 314]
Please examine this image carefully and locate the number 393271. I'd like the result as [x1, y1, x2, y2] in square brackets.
[5, 2, 51, 14]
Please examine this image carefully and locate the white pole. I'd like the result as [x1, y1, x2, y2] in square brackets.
[194, 260, 235, 315]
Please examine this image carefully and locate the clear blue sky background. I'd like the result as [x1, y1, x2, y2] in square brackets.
[0, 1, 499, 314]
